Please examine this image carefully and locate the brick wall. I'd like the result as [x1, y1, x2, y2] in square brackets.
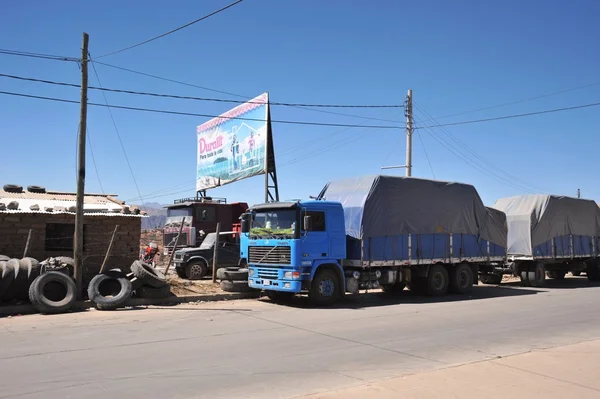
[0, 213, 141, 286]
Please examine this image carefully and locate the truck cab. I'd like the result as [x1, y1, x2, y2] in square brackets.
[240, 200, 347, 305]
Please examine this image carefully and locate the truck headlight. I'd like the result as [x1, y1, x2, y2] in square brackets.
[375, 270, 382, 278]
[284, 271, 301, 279]
[248, 269, 254, 277]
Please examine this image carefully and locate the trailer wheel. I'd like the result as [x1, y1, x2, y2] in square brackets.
[426, 264, 449, 296]
[527, 262, 546, 287]
[309, 268, 340, 306]
[449, 264, 473, 294]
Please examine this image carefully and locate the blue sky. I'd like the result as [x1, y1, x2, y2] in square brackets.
[1, 0, 599, 209]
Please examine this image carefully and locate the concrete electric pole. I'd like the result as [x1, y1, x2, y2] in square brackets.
[74, 32, 89, 299]
[381, 89, 413, 177]
[577, 188, 581, 198]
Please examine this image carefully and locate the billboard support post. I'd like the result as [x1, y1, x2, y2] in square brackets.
[264, 100, 279, 203]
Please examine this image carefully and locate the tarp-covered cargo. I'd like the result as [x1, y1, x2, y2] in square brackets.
[320, 175, 507, 263]
[491, 194, 600, 258]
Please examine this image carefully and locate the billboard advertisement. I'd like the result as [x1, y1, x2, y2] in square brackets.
[196, 92, 270, 191]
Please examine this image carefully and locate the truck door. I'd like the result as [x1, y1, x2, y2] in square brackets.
[301, 209, 329, 260]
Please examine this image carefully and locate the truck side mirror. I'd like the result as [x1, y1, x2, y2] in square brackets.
[303, 215, 312, 231]
[241, 214, 250, 233]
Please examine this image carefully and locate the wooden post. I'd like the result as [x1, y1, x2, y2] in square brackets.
[74, 32, 90, 299]
[212, 222, 221, 283]
[164, 217, 185, 275]
[23, 229, 33, 259]
[99, 225, 119, 274]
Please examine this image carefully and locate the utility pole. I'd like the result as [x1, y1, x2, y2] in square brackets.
[74, 32, 89, 300]
[381, 89, 413, 176]
[577, 188, 581, 198]
[405, 89, 413, 177]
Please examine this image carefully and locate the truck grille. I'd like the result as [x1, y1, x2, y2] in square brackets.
[249, 246, 291, 265]
[257, 268, 279, 280]
[164, 232, 189, 247]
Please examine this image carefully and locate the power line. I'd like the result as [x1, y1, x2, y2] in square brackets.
[414, 102, 551, 193]
[96, 0, 246, 59]
[0, 48, 79, 62]
[416, 131, 435, 179]
[89, 57, 153, 227]
[0, 72, 404, 109]
[91, 60, 403, 123]
[416, 101, 600, 129]
[86, 128, 105, 194]
[0, 90, 401, 129]
[436, 81, 600, 120]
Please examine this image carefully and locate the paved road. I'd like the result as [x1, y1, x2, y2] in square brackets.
[2, 277, 600, 399]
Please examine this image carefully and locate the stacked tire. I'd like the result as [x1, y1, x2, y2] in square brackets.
[87, 261, 171, 310]
[0, 256, 42, 303]
[217, 267, 254, 293]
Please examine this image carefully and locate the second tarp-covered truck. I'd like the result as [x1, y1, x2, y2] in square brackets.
[479, 194, 600, 286]
[239, 175, 507, 305]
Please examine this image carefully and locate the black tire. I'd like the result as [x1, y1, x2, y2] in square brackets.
[0, 260, 17, 300]
[28, 271, 76, 314]
[220, 279, 253, 293]
[135, 284, 171, 299]
[587, 263, 600, 282]
[0, 255, 9, 262]
[449, 263, 474, 294]
[27, 185, 46, 193]
[218, 267, 248, 281]
[426, 264, 449, 296]
[265, 290, 295, 302]
[3, 184, 23, 193]
[130, 260, 167, 288]
[547, 270, 566, 280]
[87, 274, 133, 310]
[185, 260, 208, 280]
[308, 268, 340, 306]
[572, 270, 582, 277]
[22, 257, 40, 283]
[5, 259, 31, 301]
[381, 283, 406, 293]
[528, 262, 546, 287]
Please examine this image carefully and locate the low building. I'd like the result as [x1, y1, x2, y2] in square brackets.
[0, 184, 145, 286]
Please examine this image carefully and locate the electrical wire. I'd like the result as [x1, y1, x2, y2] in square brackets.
[86, 127, 106, 194]
[416, 131, 436, 179]
[436, 81, 600, 120]
[414, 102, 551, 193]
[0, 90, 401, 129]
[95, 0, 246, 59]
[0, 48, 79, 62]
[0, 72, 404, 109]
[91, 60, 403, 122]
[415, 101, 600, 129]
[89, 57, 154, 227]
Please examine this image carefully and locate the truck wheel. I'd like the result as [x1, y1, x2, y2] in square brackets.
[381, 283, 406, 294]
[449, 263, 473, 294]
[309, 268, 340, 306]
[426, 264, 449, 296]
[528, 262, 546, 287]
[185, 261, 207, 280]
[586, 263, 600, 282]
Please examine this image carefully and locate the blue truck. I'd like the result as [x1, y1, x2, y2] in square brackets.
[239, 175, 507, 305]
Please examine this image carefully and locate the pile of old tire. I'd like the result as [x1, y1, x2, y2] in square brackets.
[131, 260, 171, 300]
[28, 257, 77, 314]
[0, 255, 41, 303]
[217, 267, 254, 293]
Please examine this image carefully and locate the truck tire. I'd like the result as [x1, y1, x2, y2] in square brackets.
[217, 268, 248, 281]
[185, 260, 208, 280]
[131, 260, 167, 288]
[381, 283, 406, 294]
[547, 271, 566, 280]
[309, 268, 340, 306]
[586, 263, 600, 282]
[0, 260, 16, 300]
[528, 262, 546, 287]
[449, 263, 473, 294]
[219, 279, 253, 293]
[28, 271, 76, 314]
[426, 264, 449, 296]
[87, 274, 133, 310]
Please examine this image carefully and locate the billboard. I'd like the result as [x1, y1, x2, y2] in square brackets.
[196, 92, 270, 191]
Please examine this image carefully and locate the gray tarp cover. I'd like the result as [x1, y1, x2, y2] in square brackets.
[491, 194, 600, 256]
[320, 175, 507, 245]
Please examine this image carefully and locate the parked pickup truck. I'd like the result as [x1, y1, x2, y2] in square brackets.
[239, 175, 507, 305]
[173, 231, 241, 279]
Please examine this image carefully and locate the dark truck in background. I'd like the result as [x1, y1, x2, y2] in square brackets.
[162, 196, 248, 256]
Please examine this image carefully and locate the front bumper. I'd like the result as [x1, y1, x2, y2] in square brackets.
[248, 266, 304, 293]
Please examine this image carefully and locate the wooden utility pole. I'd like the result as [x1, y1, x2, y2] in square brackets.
[74, 32, 89, 299]
[212, 222, 221, 283]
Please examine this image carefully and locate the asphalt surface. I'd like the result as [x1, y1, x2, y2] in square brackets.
[2, 277, 600, 399]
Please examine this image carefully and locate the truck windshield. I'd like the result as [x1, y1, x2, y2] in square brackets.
[251, 209, 297, 238]
[165, 208, 193, 227]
